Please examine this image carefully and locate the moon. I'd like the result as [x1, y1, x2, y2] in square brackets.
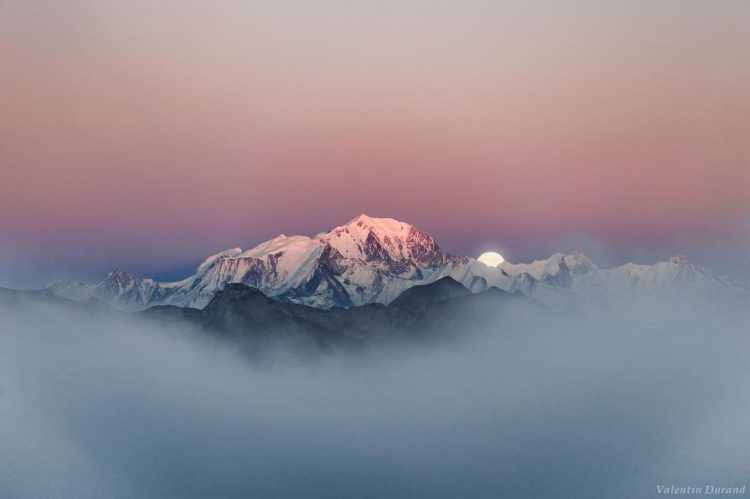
[477, 251, 505, 267]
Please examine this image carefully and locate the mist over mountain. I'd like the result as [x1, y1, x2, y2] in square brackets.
[2, 272, 749, 498]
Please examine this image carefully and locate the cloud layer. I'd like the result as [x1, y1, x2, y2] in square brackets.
[1, 294, 748, 498]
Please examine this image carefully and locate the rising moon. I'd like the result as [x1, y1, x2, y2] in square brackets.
[477, 251, 505, 267]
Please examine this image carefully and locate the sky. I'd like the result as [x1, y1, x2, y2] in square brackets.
[1, 0, 749, 287]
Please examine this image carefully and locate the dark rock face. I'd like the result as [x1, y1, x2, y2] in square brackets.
[95, 269, 135, 302]
[362, 230, 391, 263]
[239, 258, 272, 289]
[318, 245, 349, 275]
[406, 227, 447, 268]
[510, 273, 538, 294]
[284, 245, 353, 308]
[542, 257, 573, 288]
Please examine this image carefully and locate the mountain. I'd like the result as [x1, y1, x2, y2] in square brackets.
[91, 269, 170, 310]
[389, 276, 472, 310]
[47, 215, 747, 311]
[459, 251, 747, 309]
[51, 215, 467, 310]
[4, 276, 544, 352]
[143, 277, 543, 345]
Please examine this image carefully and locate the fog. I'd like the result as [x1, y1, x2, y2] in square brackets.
[1, 296, 748, 498]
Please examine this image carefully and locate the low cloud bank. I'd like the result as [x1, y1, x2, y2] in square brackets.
[0, 296, 748, 498]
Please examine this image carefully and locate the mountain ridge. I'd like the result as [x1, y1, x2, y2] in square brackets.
[45, 215, 747, 311]
[142, 276, 542, 343]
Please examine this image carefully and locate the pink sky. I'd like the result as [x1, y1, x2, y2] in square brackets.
[1, 0, 749, 285]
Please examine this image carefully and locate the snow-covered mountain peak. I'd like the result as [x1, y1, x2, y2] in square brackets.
[315, 214, 457, 268]
[318, 214, 413, 245]
[343, 213, 406, 230]
[104, 268, 136, 284]
[92, 268, 162, 310]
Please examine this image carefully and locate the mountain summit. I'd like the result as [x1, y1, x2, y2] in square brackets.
[47, 215, 744, 311]
[316, 214, 460, 270]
